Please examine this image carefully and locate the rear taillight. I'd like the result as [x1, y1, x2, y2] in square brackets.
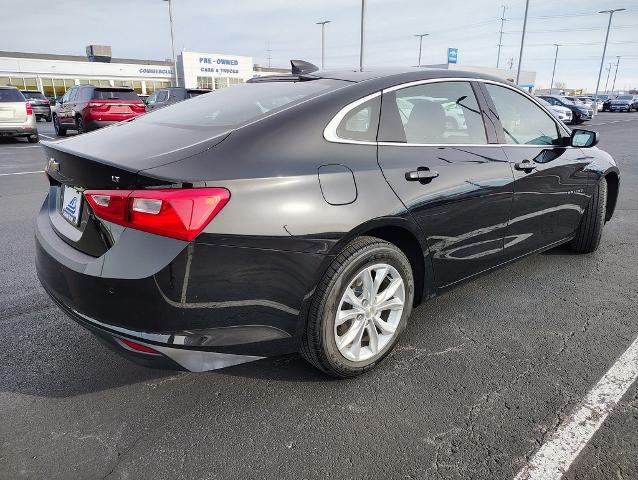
[25, 103, 33, 116]
[84, 188, 230, 241]
[116, 338, 162, 355]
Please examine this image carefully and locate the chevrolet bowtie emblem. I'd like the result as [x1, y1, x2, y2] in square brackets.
[47, 158, 59, 172]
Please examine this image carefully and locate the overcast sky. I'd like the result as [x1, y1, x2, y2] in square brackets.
[3, 0, 637, 91]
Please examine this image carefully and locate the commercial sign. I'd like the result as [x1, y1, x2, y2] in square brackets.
[447, 47, 458, 64]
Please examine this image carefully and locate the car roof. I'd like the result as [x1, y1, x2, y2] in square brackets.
[256, 67, 509, 86]
[0, 85, 18, 89]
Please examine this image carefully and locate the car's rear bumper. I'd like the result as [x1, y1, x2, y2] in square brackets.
[0, 122, 37, 136]
[83, 119, 119, 131]
[31, 105, 51, 117]
[35, 195, 324, 371]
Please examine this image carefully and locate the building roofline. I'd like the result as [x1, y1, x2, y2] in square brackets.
[0, 50, 172, 66]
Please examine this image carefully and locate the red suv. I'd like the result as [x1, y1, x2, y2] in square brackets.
[53, 86, 145, 135]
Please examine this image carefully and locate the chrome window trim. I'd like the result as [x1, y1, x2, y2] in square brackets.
[324, 76, 572, 147]
[323, 91, 381, 145]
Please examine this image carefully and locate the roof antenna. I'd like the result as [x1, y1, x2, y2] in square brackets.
[290, 60, 319, 75]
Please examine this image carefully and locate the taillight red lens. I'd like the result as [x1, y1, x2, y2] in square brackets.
[25, 103, 33, 115]
[117, 338, 161, 355]
[84, 188, 230, 241]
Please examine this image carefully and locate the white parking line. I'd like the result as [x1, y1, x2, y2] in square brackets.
[0, 170, 45, 176]
[514, 335, 638, 480]
[0, 144, 42, 149]
[39, 134, 56, 140]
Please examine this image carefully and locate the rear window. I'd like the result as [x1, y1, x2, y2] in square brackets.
[22, 91, 45, 100]
[0, 88, 25, 102]
[618, 95, 633, 100]
[139, 79, 344, 128]
[92, 88, 140, 100]
[186, 90, 208, 98]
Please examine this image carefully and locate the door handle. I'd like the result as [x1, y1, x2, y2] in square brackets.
[405, 167, 439, 183]
[514, 160, 538, 172]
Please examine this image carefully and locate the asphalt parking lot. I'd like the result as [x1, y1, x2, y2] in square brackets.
[1, 113, 637, 480]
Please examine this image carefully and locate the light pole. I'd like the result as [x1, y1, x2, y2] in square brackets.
[316, 20, 331, 70]
[593, 8, 625, 112]
[611, 56, 621, 94]
[516, 0, 530, 85]
[496, 5, 507, 68]
[414, 34, 429, 67]
[163, 0, 178, 87]
[359, 0, 366, 71]
[549, 44, 560, 94]
[604, 62, 613, 93]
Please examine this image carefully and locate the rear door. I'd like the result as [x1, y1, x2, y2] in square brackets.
[58, 87, 77, 125]
[377, 80, 514, 288]
[0, 88, 27, 124]
[480, 82, 591, 260]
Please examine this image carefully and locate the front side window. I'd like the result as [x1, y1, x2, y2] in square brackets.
[380, 81, 487, 144]
[156, 90, 169, 102]
[486, 84, 559, 146]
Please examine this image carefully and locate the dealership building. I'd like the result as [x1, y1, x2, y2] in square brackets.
[0, 47, 287, 98]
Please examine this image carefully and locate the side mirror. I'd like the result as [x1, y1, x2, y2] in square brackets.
[571, 129, 599, 148]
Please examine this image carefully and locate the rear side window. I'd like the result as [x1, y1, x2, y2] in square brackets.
[92, 89, 139, 100]
[485, 84, 559, 146]
[0, 88, 25, 102]
[335, 96, 380, 142]
[380, 81, 487, 144]
[21, 91, 45, 100]
[139, 79, 344, 128]
[157, 90, 169, 102]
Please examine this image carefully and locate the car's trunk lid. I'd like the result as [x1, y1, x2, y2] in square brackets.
[42, 121, 232, 257]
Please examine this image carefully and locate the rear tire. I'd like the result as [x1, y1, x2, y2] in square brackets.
[301, 236, 414, 378]
[569, 178, 607, 253]
[53, 115, 66, 136]
[27, 134, 39, 143]
[76, 116, 85, 134]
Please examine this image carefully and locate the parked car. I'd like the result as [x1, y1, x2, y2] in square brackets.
[537, 95, 593, 124]
[537, 97, 572, 123]
[21, 90, 52, 122]
[37, 65, 619, 378]
[53, 85, 146, 136]
[145, 87, 211, 112]
[608, 94, 638, 112]
[0, 86, 38, 142]
[577, 96, 604, 111]
[602, 95, 616, 112]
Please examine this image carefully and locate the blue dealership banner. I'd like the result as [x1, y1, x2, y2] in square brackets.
[447, 47, 458, 64]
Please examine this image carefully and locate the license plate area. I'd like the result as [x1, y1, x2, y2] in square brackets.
[61, 185, 83, 226]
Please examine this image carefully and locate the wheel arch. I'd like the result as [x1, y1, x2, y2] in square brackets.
[325, 217, 434, 308]
[604, 170, 619, 222]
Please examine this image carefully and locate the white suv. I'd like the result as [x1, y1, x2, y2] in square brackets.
[0, 86, 39, 143]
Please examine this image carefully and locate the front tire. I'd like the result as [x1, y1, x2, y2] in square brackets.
[301, 236, 414, 378]
[569, 178, 608, 253]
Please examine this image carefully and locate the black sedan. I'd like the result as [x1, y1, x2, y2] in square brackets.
[36, 63, 620, 378]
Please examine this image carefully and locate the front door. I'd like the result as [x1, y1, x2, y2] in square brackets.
[377, 80, 514, 288]
[480, 83, 592, 260]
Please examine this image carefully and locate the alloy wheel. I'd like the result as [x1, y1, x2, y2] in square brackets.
[334, 263, 405, 362]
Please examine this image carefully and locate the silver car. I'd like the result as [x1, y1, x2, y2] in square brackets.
[0, 86, 39, 142]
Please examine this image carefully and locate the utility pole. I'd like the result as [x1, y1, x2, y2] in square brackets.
[594, 8, 625, 113]
[550, 44, 560, 94]
[266, 42, 272, 68]
[496, 5, 507, 68]
[508, 57, 514, 70]
[359, 0, 366, 71]
[414, 34, 429, 67]
[163, 0, 178, 87]
[316, 20, 331, 70]
[516, 0, 530, 84]
[611, 56, 621, 94]
[604, 62, 613, 93]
